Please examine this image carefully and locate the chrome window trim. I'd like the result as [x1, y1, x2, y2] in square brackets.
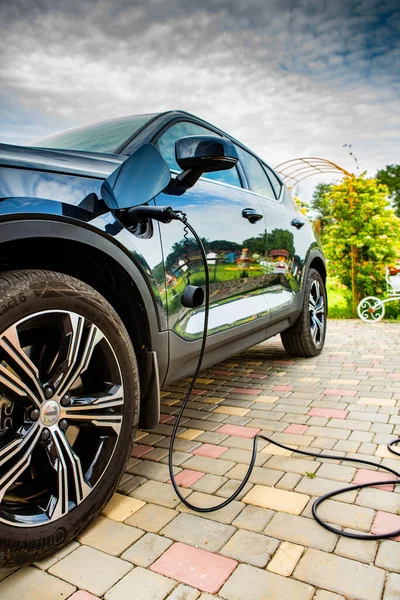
[232, 144, 284, 204]
[232, 184, 282, 204]
[260, 161, 284, 203]
[169, 169, 243, 192]
[170, 169, 284, 202]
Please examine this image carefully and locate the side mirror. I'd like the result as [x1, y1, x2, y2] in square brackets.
[101, 143, 171, 210]
[176, 135, 238, 172]
[174, 135, 238, 189]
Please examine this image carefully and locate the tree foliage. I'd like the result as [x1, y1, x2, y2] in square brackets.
[267, 228, 295, 257]
[165, 237, 209, 272]
[243, 229, 295, 257]
[323, 174, 400, 309]
[376, 164, 400, 217]
[242, 233, 266, 255]
[293, 195, 309, 215]
[310, 182, 334, 232]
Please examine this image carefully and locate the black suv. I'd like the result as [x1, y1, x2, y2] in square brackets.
[0, 111, 326, 565]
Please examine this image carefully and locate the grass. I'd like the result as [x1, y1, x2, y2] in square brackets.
[327, 280, 353, 319]
[327, 278, 400, 320]
[190, 263, 265, 284]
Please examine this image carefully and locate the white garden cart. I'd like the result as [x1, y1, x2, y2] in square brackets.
[357, 266, 400, 322]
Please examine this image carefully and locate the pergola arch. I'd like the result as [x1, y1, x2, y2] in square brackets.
[274, 157, 353, 187]
[274, 157, 358, 313]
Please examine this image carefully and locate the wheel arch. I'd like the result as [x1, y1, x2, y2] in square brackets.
[301, 249, 327, 311]
[308, 255, 327, 284]
[0, 218, 169, 394]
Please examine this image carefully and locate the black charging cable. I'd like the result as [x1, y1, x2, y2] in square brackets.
[128, 204, 400, 540]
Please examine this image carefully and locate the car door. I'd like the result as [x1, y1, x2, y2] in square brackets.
[262, 163, 308, 297]
[152, 120, 270, 341]
[237, 147, 308, 315]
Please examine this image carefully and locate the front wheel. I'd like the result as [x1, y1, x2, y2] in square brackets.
[0, 270, 139, 567]
[281, 268, 327, 357]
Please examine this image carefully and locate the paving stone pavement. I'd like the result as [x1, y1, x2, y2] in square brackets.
[0, 319, 400, 599]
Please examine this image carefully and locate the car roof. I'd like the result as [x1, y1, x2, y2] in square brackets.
[120, 109, 266, 166]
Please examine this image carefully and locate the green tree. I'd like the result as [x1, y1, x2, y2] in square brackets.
[267, 228, 295, 257]
[376, 164, 400, 217]
[208, 240, 241, 252]
[242, 229, 295, 257]
[165, 237, 210, 272]
[323, 174, 400, 311]
[310, 182, 334, 233]
[242, 233, 267, 254]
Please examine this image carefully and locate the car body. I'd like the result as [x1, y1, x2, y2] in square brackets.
[0, 110, 326, 564]
[0, 110, 326, 383]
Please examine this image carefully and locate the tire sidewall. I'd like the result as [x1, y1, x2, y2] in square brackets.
[305, 268, 327, 353]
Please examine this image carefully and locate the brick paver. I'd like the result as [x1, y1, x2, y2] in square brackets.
[294, 548, 385, 600]
[151, 543, 237, 593]
[77, 516, 144, 556]
[267, 541, 304, 576]
[219, 563, 314, 599]
[219, 529, 279, 567]
[0, 567, 76, 600]
[49, 546, 132, 597]
[1, 320, 400, 599]
[160, 513, 235, 551]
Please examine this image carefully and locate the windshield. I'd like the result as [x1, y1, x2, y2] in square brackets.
[28, 113, 158, 153]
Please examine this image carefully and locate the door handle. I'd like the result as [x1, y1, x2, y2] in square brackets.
[242, 208, 264, 224]
[291, 218, 304, 229]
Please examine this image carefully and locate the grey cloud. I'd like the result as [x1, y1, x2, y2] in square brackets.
[0, 0, 399, 186]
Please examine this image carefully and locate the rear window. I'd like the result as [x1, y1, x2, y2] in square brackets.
[236, 147, 275, 198]
[28, 114, 157, 153]
[262, 164, 283, 199]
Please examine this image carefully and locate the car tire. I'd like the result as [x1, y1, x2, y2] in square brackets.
[0, 270, 139, 567]
[280, 268, 327, 357]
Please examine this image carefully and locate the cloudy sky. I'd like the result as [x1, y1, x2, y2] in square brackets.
[0, 0, 399, 196]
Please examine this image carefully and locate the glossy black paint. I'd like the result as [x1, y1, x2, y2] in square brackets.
[0, 165, 168, 340]
[102, 144, 171, 210]
[155, 176, 271, 340]
[0, 110, 326, 391]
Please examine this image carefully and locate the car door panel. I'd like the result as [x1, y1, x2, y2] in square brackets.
[236, 151, 308, 317]
[262, 187, 310, 318]
[155, 176, 270, 340]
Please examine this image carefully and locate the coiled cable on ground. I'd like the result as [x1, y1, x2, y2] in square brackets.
[168, 213, 400, 540]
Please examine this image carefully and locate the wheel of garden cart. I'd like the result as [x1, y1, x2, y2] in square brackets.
[0, 270, 139, 567]
[357, 296, 385, 322]
[281, 268, 327, 357]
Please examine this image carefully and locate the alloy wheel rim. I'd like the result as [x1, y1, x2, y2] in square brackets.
[309, 280, 325, 347]
[0, 310, 124, 527]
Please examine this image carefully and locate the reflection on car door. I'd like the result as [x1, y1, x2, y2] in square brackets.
[153, 120, 270, 341]
[235, 148, 304, 315]
[261, 163, 310, 315]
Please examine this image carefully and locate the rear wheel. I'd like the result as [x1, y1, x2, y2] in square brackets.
[281, 268, 327, 357]
[0, 270, 139, 567]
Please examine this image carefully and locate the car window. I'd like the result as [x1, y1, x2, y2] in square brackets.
[156, 121, 241, 188]
[30, 114, 157, 153]
[262, 164, 282, 200]
[235, 146, 275, 198]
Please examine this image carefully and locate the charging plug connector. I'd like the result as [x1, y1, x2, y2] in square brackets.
[126, 205, 180, 224]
